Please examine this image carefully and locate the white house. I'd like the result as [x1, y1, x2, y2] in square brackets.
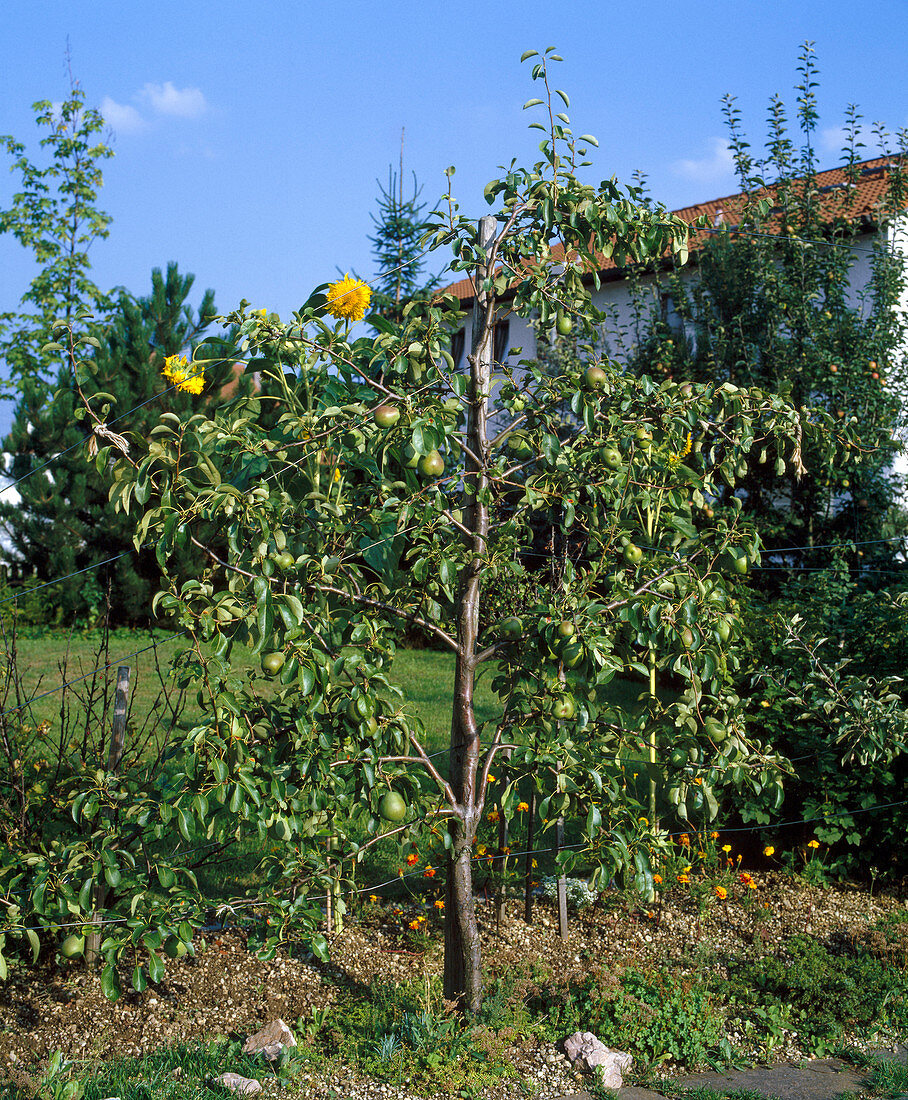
[446, 155, 908, 377]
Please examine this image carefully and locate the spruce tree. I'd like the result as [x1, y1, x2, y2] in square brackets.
[366, 162, 438, 323]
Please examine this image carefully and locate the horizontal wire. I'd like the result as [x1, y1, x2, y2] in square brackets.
[0, 637, 180, 722]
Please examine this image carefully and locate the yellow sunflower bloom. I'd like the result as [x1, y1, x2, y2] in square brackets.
[162, 354, 205, 394]
[325, 274, 372, 322]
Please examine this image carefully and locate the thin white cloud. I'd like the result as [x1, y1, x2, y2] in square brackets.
[819, 124, 884, 158]
[140, 81, 207, 119]
[100, 96, 146, 135]
[672, 137, 735, 184]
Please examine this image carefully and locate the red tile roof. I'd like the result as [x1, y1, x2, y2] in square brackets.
[445, 156, 904, 304]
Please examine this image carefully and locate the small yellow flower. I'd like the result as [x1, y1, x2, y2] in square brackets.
[434, 899, 444, 910]
[516, 801, 530, 813]
[677, 873, 691, 884]
[325, 273, 372, 322]
[763, 845, 775, 857]
[477, 845, 487, 856]
[162, 354, 205, 394]
[807, 839, 820, 849]
[693, 777, 703, 785]
[487, 775, 496, 782]
[715, 886, 728, 899]
[721, 844, 732, 853]
[531, 859, 537, 869]
[408, 919, 421, 931]
[333, 467, 342, 483]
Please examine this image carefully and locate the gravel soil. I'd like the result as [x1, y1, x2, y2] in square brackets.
[1, 873, 906, 1099]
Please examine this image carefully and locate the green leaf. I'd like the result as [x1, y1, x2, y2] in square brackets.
[579, 134, 599, 147]
[520, 49, 539, 61]
[523, 98, 544, 109]
[147, 949, 165, 984]
[366, 313, 396, 334]
[555, 89, 570, 108]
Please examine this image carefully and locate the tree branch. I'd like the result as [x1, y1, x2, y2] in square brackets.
[318, 583, 460, 654]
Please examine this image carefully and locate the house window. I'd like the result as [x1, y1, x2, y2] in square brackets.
[493, 319, 511, 364]
[660, 293, 683, 336]
[450, 328, 465, 369]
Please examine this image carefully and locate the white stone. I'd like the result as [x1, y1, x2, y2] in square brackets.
[213, 1073, 262, 1096]
[243, 1017, 297, 1061]
[563, 1031, 633, 1088]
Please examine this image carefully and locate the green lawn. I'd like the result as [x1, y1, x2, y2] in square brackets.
[3, 629, 504, 755]
[5, 628, 654, 756]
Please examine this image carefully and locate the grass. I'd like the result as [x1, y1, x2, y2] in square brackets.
[6, 626, 650, 754]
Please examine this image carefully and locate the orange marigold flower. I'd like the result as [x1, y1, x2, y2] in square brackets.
[715, 886, 727, 899]
[677, 873, 691, 884]
[516, 801, 530, 813]
[678, 833, 690, 847]
[739, 872, 756, 888]
[710, 831, 720, 840]
[487, 810, 500, 822]
[406, 853, 419, 866]
[763, 845, 775, 857]
[408, 919, 420, 930]
[807, 839, 820, 849]
[693, 777, 703, 785]
[368, 894, 379, 903]
[653, 874, 663, 884]
[434, 899, 444, 910]
[423, 865, 436, 878]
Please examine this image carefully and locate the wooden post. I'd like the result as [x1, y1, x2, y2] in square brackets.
[106, 666, 130, 773]
[85, 667, 130, 966]
[493, 747, 512, 927]
[523, 787, 537, 923]
[555, 762, 568, 939]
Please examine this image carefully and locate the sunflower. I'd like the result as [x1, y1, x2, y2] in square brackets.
[325, 274, 372, 322]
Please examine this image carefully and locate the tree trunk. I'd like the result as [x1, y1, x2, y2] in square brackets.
[443, 215, 496, 1013]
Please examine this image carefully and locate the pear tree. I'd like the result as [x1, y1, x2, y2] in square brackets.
[107, 49, 829, 1011]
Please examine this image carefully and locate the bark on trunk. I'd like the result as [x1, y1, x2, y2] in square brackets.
[443, 215, 497, 1014]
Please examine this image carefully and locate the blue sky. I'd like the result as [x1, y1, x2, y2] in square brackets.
[2, 0, 908, 437]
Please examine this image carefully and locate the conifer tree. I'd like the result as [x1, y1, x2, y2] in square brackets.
[0, 264, 241, 624]
[366, 151, 438, 323]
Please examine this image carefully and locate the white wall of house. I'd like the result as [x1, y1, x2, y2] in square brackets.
[449, 223, 908, 493]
